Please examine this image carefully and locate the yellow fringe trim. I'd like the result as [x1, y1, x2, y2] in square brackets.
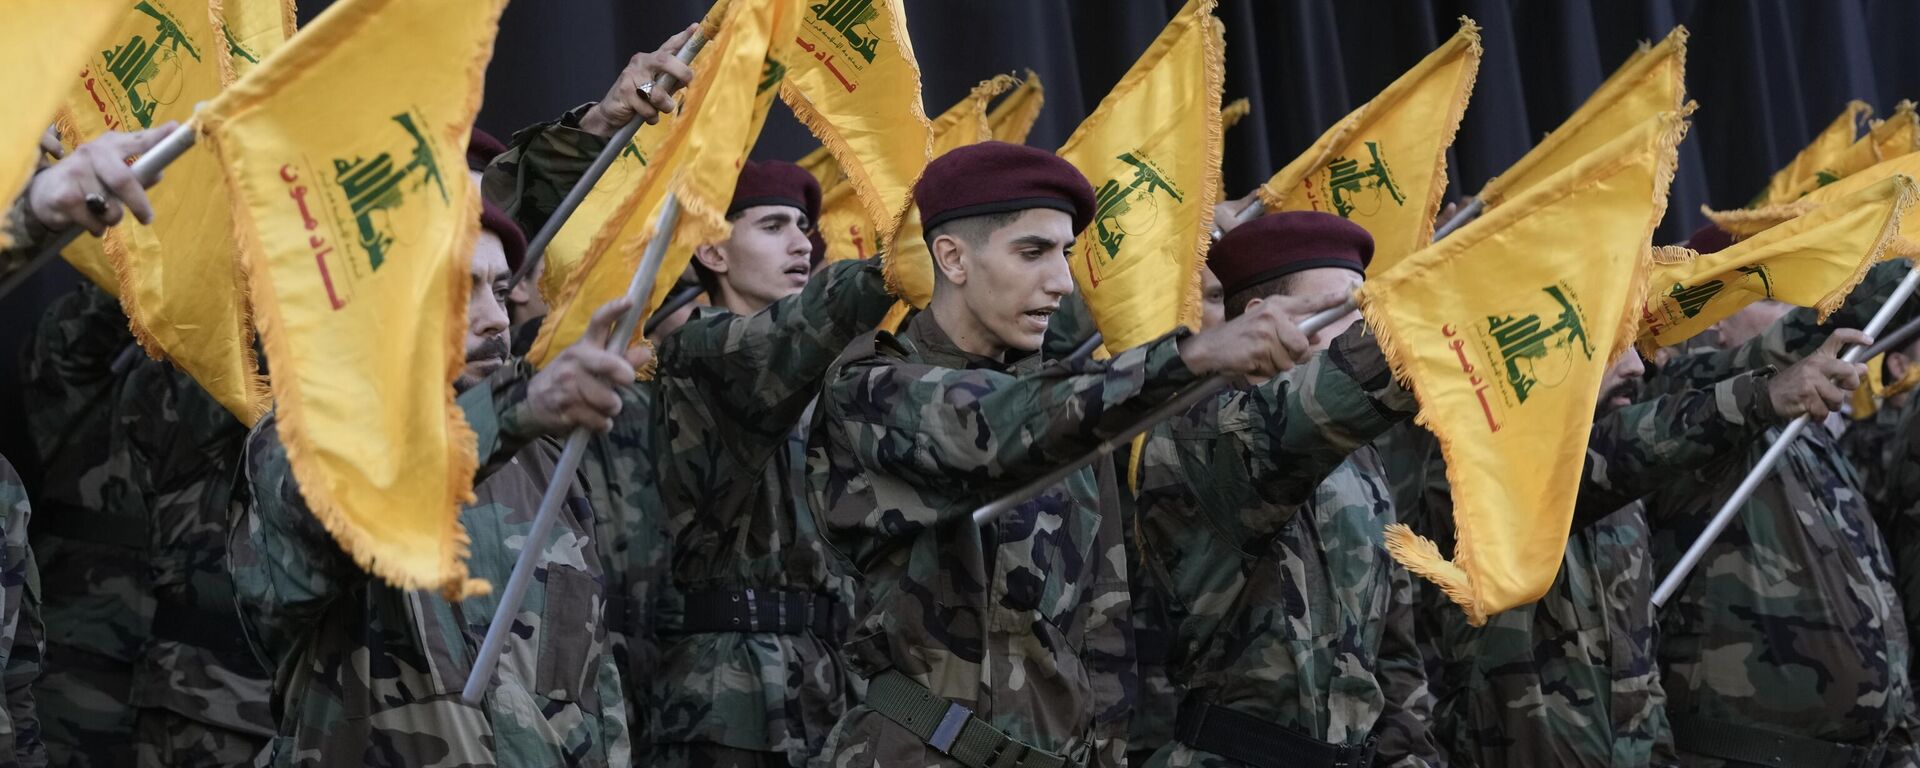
[1818, 174, 1919, 322]
[1702, 201, 1815, 239]
[1419, 17, 1482, 247]
[1383, 524, 1483, 625]
[988, 69, 1045, 145]
[1220, 97, 1251, 132]
[1185, 8, 1227, 338]
[208, 0, 237, 87]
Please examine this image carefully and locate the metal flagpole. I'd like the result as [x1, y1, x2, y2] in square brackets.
[643, 283, 705, 335]
[970, 299, 1355, 527]
[0, 121, 199, 302]
[504, 31, 708, 292]
[1855, 313, 1920, 362]
[1430, 197, 1483, 241]
[1651, 265, 1920, 608]
[463, 194, 683, 703]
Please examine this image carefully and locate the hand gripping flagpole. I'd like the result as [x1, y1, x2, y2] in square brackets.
[463, 194, 683, 704]
[0, 120, 200, 302]
[1652, 265, 1920, 608]
[504, 31, 708, 293]
[1430, 197, 1483, 241]
[969, 299, 1354, 526]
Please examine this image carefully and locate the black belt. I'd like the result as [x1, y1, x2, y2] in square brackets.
[867, 670, 1077, 768]
[677, 589, 838, 636]
[1174, 693, 1376, 768]
[1672, 714, 1888, 768]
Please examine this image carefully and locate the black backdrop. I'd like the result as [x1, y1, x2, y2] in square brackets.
[4, 0, 1919, 483]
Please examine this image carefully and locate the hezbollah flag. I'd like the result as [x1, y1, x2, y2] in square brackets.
[1477, 27, 1686, 209]
[223, 0, 296, 78]
[2, 0, 123, 246]
[1259, 19, 1480, 275]
[1751, 100, 1871, 207]
[1874, 100, 1919, 159]
[1368, 110, 1685, 625]
[782, 0, 931, 259]
[531, 0, 795, 368]
[1709, 139, 1920, 239]
[1640, 175, 1915, 353]
[197, 0, 506, 596]
[1055, 0, 1223, 353]
[988, 69, 1045, 144]
[60, 0, 267, 423]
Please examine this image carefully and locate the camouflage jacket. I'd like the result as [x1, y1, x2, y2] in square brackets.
[487, 103, 603, 237]
[1, 191, 53, 283]
[0, 458, 45, 768]
[1389, 364, 1781, 768]
[1644, 263, 1920, 763]
[230, 367, 629, 767]
[1131, 325, 1441, 767]
[1879, 396, 1920, 689]
[807, 312, 1207, 767]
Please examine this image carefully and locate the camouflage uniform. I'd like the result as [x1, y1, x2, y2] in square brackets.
[2, 195, 54, 282]
[0, 457, 47, 768]
[1132, 325, 1442, 768]
[1387, 362, 1785, 768]
[229, 365, 630, 767]
[24, 284, 274, 767]
[1646, 259, 1920, 766]
[489, 118, 895, 767]
[806, 312, 1210, 768]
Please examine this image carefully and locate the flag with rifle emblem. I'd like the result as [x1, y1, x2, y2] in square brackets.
[1259, 19, 1480, 275]
[2, 0, 123, 247]
[196, 0, 506, 597]
[60, 0, 267, 423]
[781, 0, 931, 282]
[1055, 0, 1223, 353]
[1477, 26, 1686, 209]
[1751, 100, 1872, 207]
[531, 0, 794, 368]
[1366, 110, 1684, 625]
[224, 0, 296, 79]
[1641, 174, 1915, 353]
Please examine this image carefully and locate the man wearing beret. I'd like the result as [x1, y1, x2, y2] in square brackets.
[489, 109, 895, 765]
[804, 142, 1342, 768]
[1129, 211, 1443, 768]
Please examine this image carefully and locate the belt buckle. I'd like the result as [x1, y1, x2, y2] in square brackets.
[1331, 735, 1378, 768]
[929, 700, 973, 755]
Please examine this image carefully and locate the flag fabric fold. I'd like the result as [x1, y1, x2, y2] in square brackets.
[1363, 110, 1685, 625]
[1055, 0, 1224, 353]
[987, 69, 1045, 145]
[1751, 100, 1872, 207]
[1258, 18, 1481, 276]
[60, 0, 268, 423]
[197, 0, 507, 597]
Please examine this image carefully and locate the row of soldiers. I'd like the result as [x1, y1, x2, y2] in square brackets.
[0, 31, 1917, 768]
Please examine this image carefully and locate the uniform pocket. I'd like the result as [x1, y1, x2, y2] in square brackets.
[535, 565, 602, 702]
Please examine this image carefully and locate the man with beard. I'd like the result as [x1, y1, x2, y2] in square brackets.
[230, 197, 642, 765]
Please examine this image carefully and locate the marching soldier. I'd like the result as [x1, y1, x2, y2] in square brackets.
[805, 141, 1339, 768]
[1132, 212, 1442, 768]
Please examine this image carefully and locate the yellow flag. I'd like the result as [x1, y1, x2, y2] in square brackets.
[1709, 143, 1920, 239]
[1874, 100, 1919, 160]
[781, 0, 932, 251]
[1, 0, 123, 246]
[1752, 100, 1872, 207]
[1367, 110, 1685, 625]
[1259, 19, 1480, 275]
[988, 69, 1045, 144]
[531, 0, 794, 368]
[197, 0, 505, 597]
[61, 0, 267, 423]
[1221, 96, 1251, 132]
[223, 0, 296, 79]
[1852, 354, 1889, 420]
[1478, 27, 1686, 209]
[1055, 0, 1223, 353]
[1640, 175, 1914, 354]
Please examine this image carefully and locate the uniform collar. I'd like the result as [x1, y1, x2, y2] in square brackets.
[901, 311, 1037, 373]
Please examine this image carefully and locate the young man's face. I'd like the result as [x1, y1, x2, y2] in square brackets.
[944, 208, 1078, 355]
[697, 204, 813, 314]
[460, 231, 512, 391]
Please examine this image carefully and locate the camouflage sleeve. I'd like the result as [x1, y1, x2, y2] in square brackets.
[1653, 258, 1915, 393]
[1084, 459, 1134, 768]
[821, 328, 1199, 541]
[1372, 559, 1444, 767]
[460, 359, 546, 479]
[485, 104, 608, 234]
[1, 189, 54, 281]
[1041, 292, 1098, 363]
[1577, 369, 1779, 526]
[1884, 705, 1920, 768]
[229, 416, 368, 658]
[661, 256, 893, 454]
[0, 459, 43, 768]
[22, 283, 135, 459]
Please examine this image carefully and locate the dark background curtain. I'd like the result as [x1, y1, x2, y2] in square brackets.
[4, 0, 1919, 483]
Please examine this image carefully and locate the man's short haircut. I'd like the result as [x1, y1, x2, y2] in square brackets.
[1224, 273, 1300, 319]
[691, 209, 751, 297]
[923, 209, 1028, 274]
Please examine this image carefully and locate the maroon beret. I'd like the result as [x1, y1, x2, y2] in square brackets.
[479, 198, 527, 274]
[1683, 222, 1735, 254]
[468, 128, 507, 173]
[914, 141, 1096, 235]
[1209, 211, 1372, 298]
[729, 160, 821, 224]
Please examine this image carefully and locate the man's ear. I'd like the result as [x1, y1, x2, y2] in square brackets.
[693, 242, 728, 275]
[931, 233, 968, 286]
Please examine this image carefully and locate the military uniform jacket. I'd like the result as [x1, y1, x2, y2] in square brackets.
[1131, 327, 1441, 768]
[231, 370, 629, 767]
[809, 312, 1204, 767]
[0, 458, 45, 768]
[1646, 263, 1920, 764]
[1389, 365, 1779, 768]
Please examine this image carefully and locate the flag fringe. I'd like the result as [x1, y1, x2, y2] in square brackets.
[1701, 201, 1814, 239]
[1610, 110, 1687, 365]
[1818, 174, 1919, 322]
[1383, 524, 1484, 625]
[988, 69, 1045, 144]
[1418, 17, 1481, 247]
[208, 0, 237, 87]
[1186, 7, 1227, 336]
[1220, 97, 1251, 132]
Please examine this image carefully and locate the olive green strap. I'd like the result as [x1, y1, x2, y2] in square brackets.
[866, 670, 1071, 768]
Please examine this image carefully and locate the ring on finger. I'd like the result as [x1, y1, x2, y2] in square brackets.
[84, 193, 109, 218]
[637, 81, 655, 98]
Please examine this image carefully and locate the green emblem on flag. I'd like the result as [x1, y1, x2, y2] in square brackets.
[1664, 265, 1772, 320]
[1092, 151, 1185, 261]
[1485, 284, 1592, 404]
[1325, 140, 1405, 218]
[331, 112, 447, 271]
[101, 0, 204, 129]
[809, 0, 880, 64]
